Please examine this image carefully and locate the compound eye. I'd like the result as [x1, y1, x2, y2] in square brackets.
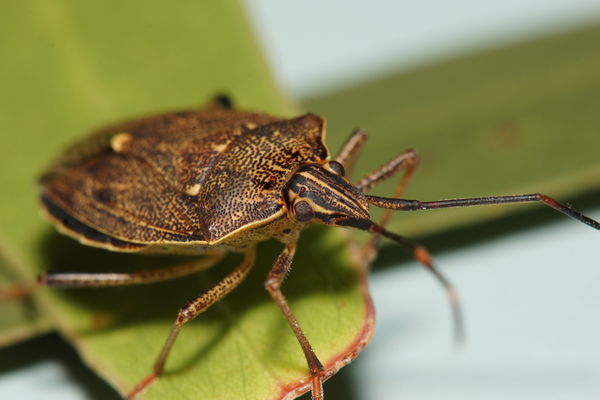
[293, 200, 314, 222]
[328, 160, 345, 176]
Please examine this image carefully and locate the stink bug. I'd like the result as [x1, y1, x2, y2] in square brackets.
[36, 96, 599, 399]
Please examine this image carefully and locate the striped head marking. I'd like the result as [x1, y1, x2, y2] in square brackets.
[284, 162, 369, 225]
[284, 161, 465, 343]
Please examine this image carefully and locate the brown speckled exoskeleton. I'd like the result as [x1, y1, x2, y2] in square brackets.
[38, 96, 600, 400]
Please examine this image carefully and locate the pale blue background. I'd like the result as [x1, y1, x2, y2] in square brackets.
[1, 1, 599, 399]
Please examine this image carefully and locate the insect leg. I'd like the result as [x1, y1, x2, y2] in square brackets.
[366, 222, 465, 344]
[0, 285, 31, 300]
[355, 148, 420, 193]
[334, 129, 367, 176]
[356, 149, 421, 261]
[265, 240, 325, 400]
[365, 194, 600, 230]
[38, 254, 225, 288]
[126, 248, 256, 399]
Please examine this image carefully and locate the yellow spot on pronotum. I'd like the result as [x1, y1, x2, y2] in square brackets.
[244, 122, 257, 129]
[212, 143, 227, 152]
[186, 183, 201, 196]
[110, 132, 133, 152]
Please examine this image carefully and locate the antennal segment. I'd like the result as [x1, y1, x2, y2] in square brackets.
[366, 193, 600, 230]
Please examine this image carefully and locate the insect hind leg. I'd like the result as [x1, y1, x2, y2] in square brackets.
[38, 254, 225, 288]
[0, 284, 32, 300]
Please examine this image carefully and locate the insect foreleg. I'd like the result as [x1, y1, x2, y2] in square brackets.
[126, 248, 256, 399]
[356, 148, 420, 261]
[265, 240, 325, 400]
[38, 254, 225, 288]
[365, 222, 465, 343]
[334, 129, 367, 176]
[355, 148, 420, 193]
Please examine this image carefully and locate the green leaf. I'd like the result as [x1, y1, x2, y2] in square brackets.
[303, 24, 600, 237]
[0, 1, 371, 399]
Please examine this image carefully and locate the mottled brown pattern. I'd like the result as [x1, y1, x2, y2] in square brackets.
[40, 107, 329, 245]
[39, 108, 278, 183]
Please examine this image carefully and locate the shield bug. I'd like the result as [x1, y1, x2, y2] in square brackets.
[36, 96, 599, 400]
